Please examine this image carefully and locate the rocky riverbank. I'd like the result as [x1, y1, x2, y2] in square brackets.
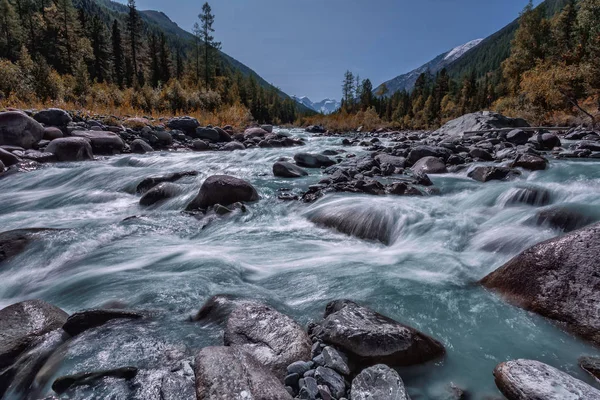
[1, 108, 600, 398]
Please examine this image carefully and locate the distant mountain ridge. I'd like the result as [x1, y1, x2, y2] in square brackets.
[292, 96, 340, 114]
[374, 39, 482, 96]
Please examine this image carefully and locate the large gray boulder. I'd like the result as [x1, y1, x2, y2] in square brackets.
[139, 182, 181, 206]
[411, 156, 447, 174]
[224, 302, 312, 379]
[0, 111, 44, 149]
[194, 346, 293, 400]
[130, 139, 154, 154]
[167, 117, 199, 134]
[71, 130, 124, 155]
[310, 300, 445, 368]
[185, 175, 259, 211]
[294, 153, 336, 168]
[407, 145, 452, 165]
[0, 148, 20, 167]
[481, 222, 600, 345]
[136, 171, 198, 194]
[350, 364, 410, 400]
[0, 228, 53, 263]
[0, 300, 68, 369]
[305, 200, 396, 245]
[493, 359, 600, 400]
[46, 137, 94, 161]
[468, 166, 519, 182]
[433, 111, 529, 138]
[33, 108, 72, 127]
[273, 161, 308, 178]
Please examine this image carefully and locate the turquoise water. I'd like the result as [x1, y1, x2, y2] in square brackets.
[1, 129, 599, 398]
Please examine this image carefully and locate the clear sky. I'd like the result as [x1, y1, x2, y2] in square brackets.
[119, 0, 543, 101]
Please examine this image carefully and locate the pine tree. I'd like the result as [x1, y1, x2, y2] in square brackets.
[359, 79, 373, 110]
[126, 0, 142, 83]
[175, 46, 184, 80]
[198, 2, 221, 89]
[148, 32, 160, 87]
[54, 0, 79, 73]
[89, 16, 111, 83]
[342, 70, 354, 111]
[159, 32, 171, 83]
[111, 20, 125, 87]
[552, 0, 577, 61]
[0, 0, 21, 59]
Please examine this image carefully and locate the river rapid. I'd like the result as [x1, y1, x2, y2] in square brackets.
[1, 128, 599, 399]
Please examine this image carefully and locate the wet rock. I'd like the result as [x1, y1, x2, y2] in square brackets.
[0, 228, 56, 264]
[468, 166, 519, 182]
[130, 139, 154, 154]
[539, 133, 561, 149]
[0, 300, 68, 370]
[136, 171, 198, 194]
[314, 367, 345, 398]
[186, 175, 259, 211]
[273, 161, 309, 178]
[533, 205, 596, 232]
[299, 376, 320, 399]
[21, 150, 56, 163]
[43, 127, 64, 141]
[306, 125, 326, 134]
[224, 301, 312, 379]
[71, 130, 124, 155]
[0, 329, 67, 398]
[46, 137, 94, 162]
[407, 145, 452, 164]
[512, 154, 548, 171]
[579, 357, 600, 381]
[294, 153, 336, 168]
[220, 141, 245, 151]
[0, 147, 20, 166]
[310, 300, 445, 367]
[191, 139, 209, 151]
[194, 346, 293, 399]
[139, 182, 181, 206]
[261, 124, 273, 133]
[506, 129, 529, 145]
[244, 127, 269, 137]
[481, 222, 600, 345]
[52, 366, 138, 394]
[195, 127, 220, 142]
[33, 108, 72, 127]
[411, 156, 447, 174]
[493, 359, 600, 400]
[469, 148, 494, 161]
[192, 295, 244, 324]
[0, 111, 45, 149]
[167, 117, 199, 134]
[287, 361, 314, 376]
[577, 140, 600, 151]
[374, 153, 406, 169]
[63, 309, 144, 336]
[433, 112, 529, 137]
[305, 200, 396, 245]
[0, 159, 4, 173]
[322, 347, 350, 376]
[501, 186, 551, 207]
[350, 364, 409, 400]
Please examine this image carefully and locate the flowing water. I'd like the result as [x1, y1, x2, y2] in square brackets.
[1, 129, 600, 399]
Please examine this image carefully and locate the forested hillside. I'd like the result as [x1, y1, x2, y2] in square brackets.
[0, 0, 309, 125]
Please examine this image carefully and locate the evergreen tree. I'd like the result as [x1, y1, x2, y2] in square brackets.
[175, 46, 184, 80]
[159, 32, 171, 83]
[148, 32, 160, 87]
[198, 2, 221, 89]
[0, 0, 21, 59]
[54, 0, 79, 73]
[359, 79, 373, 110]
[342, 70, 354, 111]
[88, 16, 111, 83]
[111, 20, 125, 87]
[126, 0, 142, 83]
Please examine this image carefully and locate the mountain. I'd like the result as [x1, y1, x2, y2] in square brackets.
[292, 96, 340, 114]
[74, 0, 313, 114]
[374, 39, 483, 95]
[445, 0, 570, 80]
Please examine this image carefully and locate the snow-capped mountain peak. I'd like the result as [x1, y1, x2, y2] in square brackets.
[443, 39, 483, 62]
[292, 96, 340, 114]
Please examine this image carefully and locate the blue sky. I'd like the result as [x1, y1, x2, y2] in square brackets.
[119, 0, 543, 101]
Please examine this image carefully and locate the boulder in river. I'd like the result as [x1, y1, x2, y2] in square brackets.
[195, 127, 220, 142]
[167, 116, 199, 134]
[52, 366, 138, 394]
[63, 309, 144, 336]
[579, 356, 600, 381]
[0, 228, 53, 263]
[224, 301, 312, 379]
[0, 147, 20, 167]
[506, 129, 529, 145]
[71, 130, 124, 155]
[43, 127, 64, 141]
[305, 199, 396, 245]
[407, 145, 452, 165]
[0, 300, 68, 370]
[273, 161, 308, 178]
[136, 171, 198, 194]
[350, 364, 410, 400]
[493, 359, 600, 400]
[186, 175, 259, 211]
[220, 141, 245, 151]
[46, 137, 94, 161]
[532, 205, 597, 232]
[33, 108, 72, 127]
[512, 154, 548, 171]
[481, 222, 600, 345]
[139, 182, 181, 206]
[130, 139, 154, 154]
[468, 166, 519, 182]
[294, 152, 336, 168]
[500, 186, 552, 207]
[0, 111, 45, 149]
[310, 300, 445, 368]
[432, 111, 529, 138]
[411, 156, 447, 174]
[194, 346, 293, 400]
